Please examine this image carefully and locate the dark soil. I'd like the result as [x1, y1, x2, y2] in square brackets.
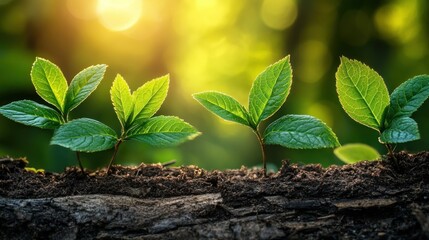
[1, 151, 429, 239]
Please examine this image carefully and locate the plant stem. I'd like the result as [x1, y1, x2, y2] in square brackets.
[385, 143, 394, 156]
[75, 152, 84, 173]
[107, 139, 123, 174]
[385, 143, 398, 167]
[62, 114, 84, 173]
[253, 130, 267, 177]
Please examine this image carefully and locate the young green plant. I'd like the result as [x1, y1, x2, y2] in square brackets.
[193, 56, 340, 176]
[0, 57, 107, 171]
[336, 57, 429, 157]
[51, 74, 200, 173]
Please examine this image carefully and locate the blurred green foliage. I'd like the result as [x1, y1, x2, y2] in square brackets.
[0, 0, 428, 172]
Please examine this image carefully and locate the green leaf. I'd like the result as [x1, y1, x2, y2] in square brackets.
[64, 64, 107, 114]
[193, 91, 250, 126]
[248, 55, 292, 126]
[334, 143, 380, 164]
[380, 117, 420, 143]
[384, 75, 429, 126]
[30, 57, 68, 113]
[51, 118, 118, 152]
[127, 116, 200, 147]
[0, 100, 62, 129]
[110, 74, 133, 129]
[336, 57, 389, 131]
[263, 114, 340, 149]
[131, 75, 169, 125]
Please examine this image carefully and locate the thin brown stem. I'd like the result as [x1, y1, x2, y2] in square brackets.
[64, 113, 84, 172]
[75, 152, 84, 173]
[162, 160, 177, 167]
[107, 139, 123, 174]
[385, 143, 394, 156]
[385, 143, 398, 167]
[253, 130, 267, 177]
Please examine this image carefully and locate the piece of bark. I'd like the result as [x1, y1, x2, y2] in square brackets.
[0, 193, 427, 239]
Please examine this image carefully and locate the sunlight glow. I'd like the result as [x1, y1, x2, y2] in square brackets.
[96, 0, 142, 31]
[261, 0, 297, 30]
[67, 0, 97, 20]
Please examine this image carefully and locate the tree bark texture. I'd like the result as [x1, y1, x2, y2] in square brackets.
[1, 191, 428, 239]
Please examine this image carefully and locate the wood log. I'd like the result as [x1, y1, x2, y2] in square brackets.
[1, 192, 427, 239]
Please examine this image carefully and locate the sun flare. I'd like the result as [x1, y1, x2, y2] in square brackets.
[96, 0, 142, 31]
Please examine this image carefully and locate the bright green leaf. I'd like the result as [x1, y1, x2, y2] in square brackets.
[64, 64, 107, 114]
[30, 57, 68, 113]
[127, 116, 200, 147]
[334, 143, 380, 164]
[131, 75, 169, 125]
[336, 57, 389, 131]
[0, 100, 62, 129]
[193, 91, 250, 126]
[263, 114, 340, 149]
[110, 74, 133, 129]
[51, 118, 118, 152]
[380, 117, 420, 143]
[384, 75, 429, 126]
[248, 55, 292, 126]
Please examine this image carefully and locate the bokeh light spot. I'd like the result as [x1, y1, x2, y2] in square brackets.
[374, 2, 418, 43]
[96, 0, 142, 31]
[261, 0, 298, 30]
[307, 103, 333, 127]
[67, 0, 97, 20]
[296, 40, 331, 83]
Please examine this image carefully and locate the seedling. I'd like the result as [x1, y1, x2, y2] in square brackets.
[51, 74, 200, 173]
[194, 56, 340, 176]
[336, 57, 429, 157]
[0, 57, 107, 171]
[334, 143, 380, 164]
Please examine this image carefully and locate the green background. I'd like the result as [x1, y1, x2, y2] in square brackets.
[0, 0, 428, 172]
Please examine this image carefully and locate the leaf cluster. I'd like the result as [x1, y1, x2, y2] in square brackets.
[0, 57, 199, 172]
[194, 56, 339, 174]
[52, 74, 200, 153]
[0, 57, 106, 128]
[2, 55, 429, 171]
[336, 57, 429, 145]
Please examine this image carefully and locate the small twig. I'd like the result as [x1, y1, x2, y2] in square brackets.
[162, 160, 177, 167]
